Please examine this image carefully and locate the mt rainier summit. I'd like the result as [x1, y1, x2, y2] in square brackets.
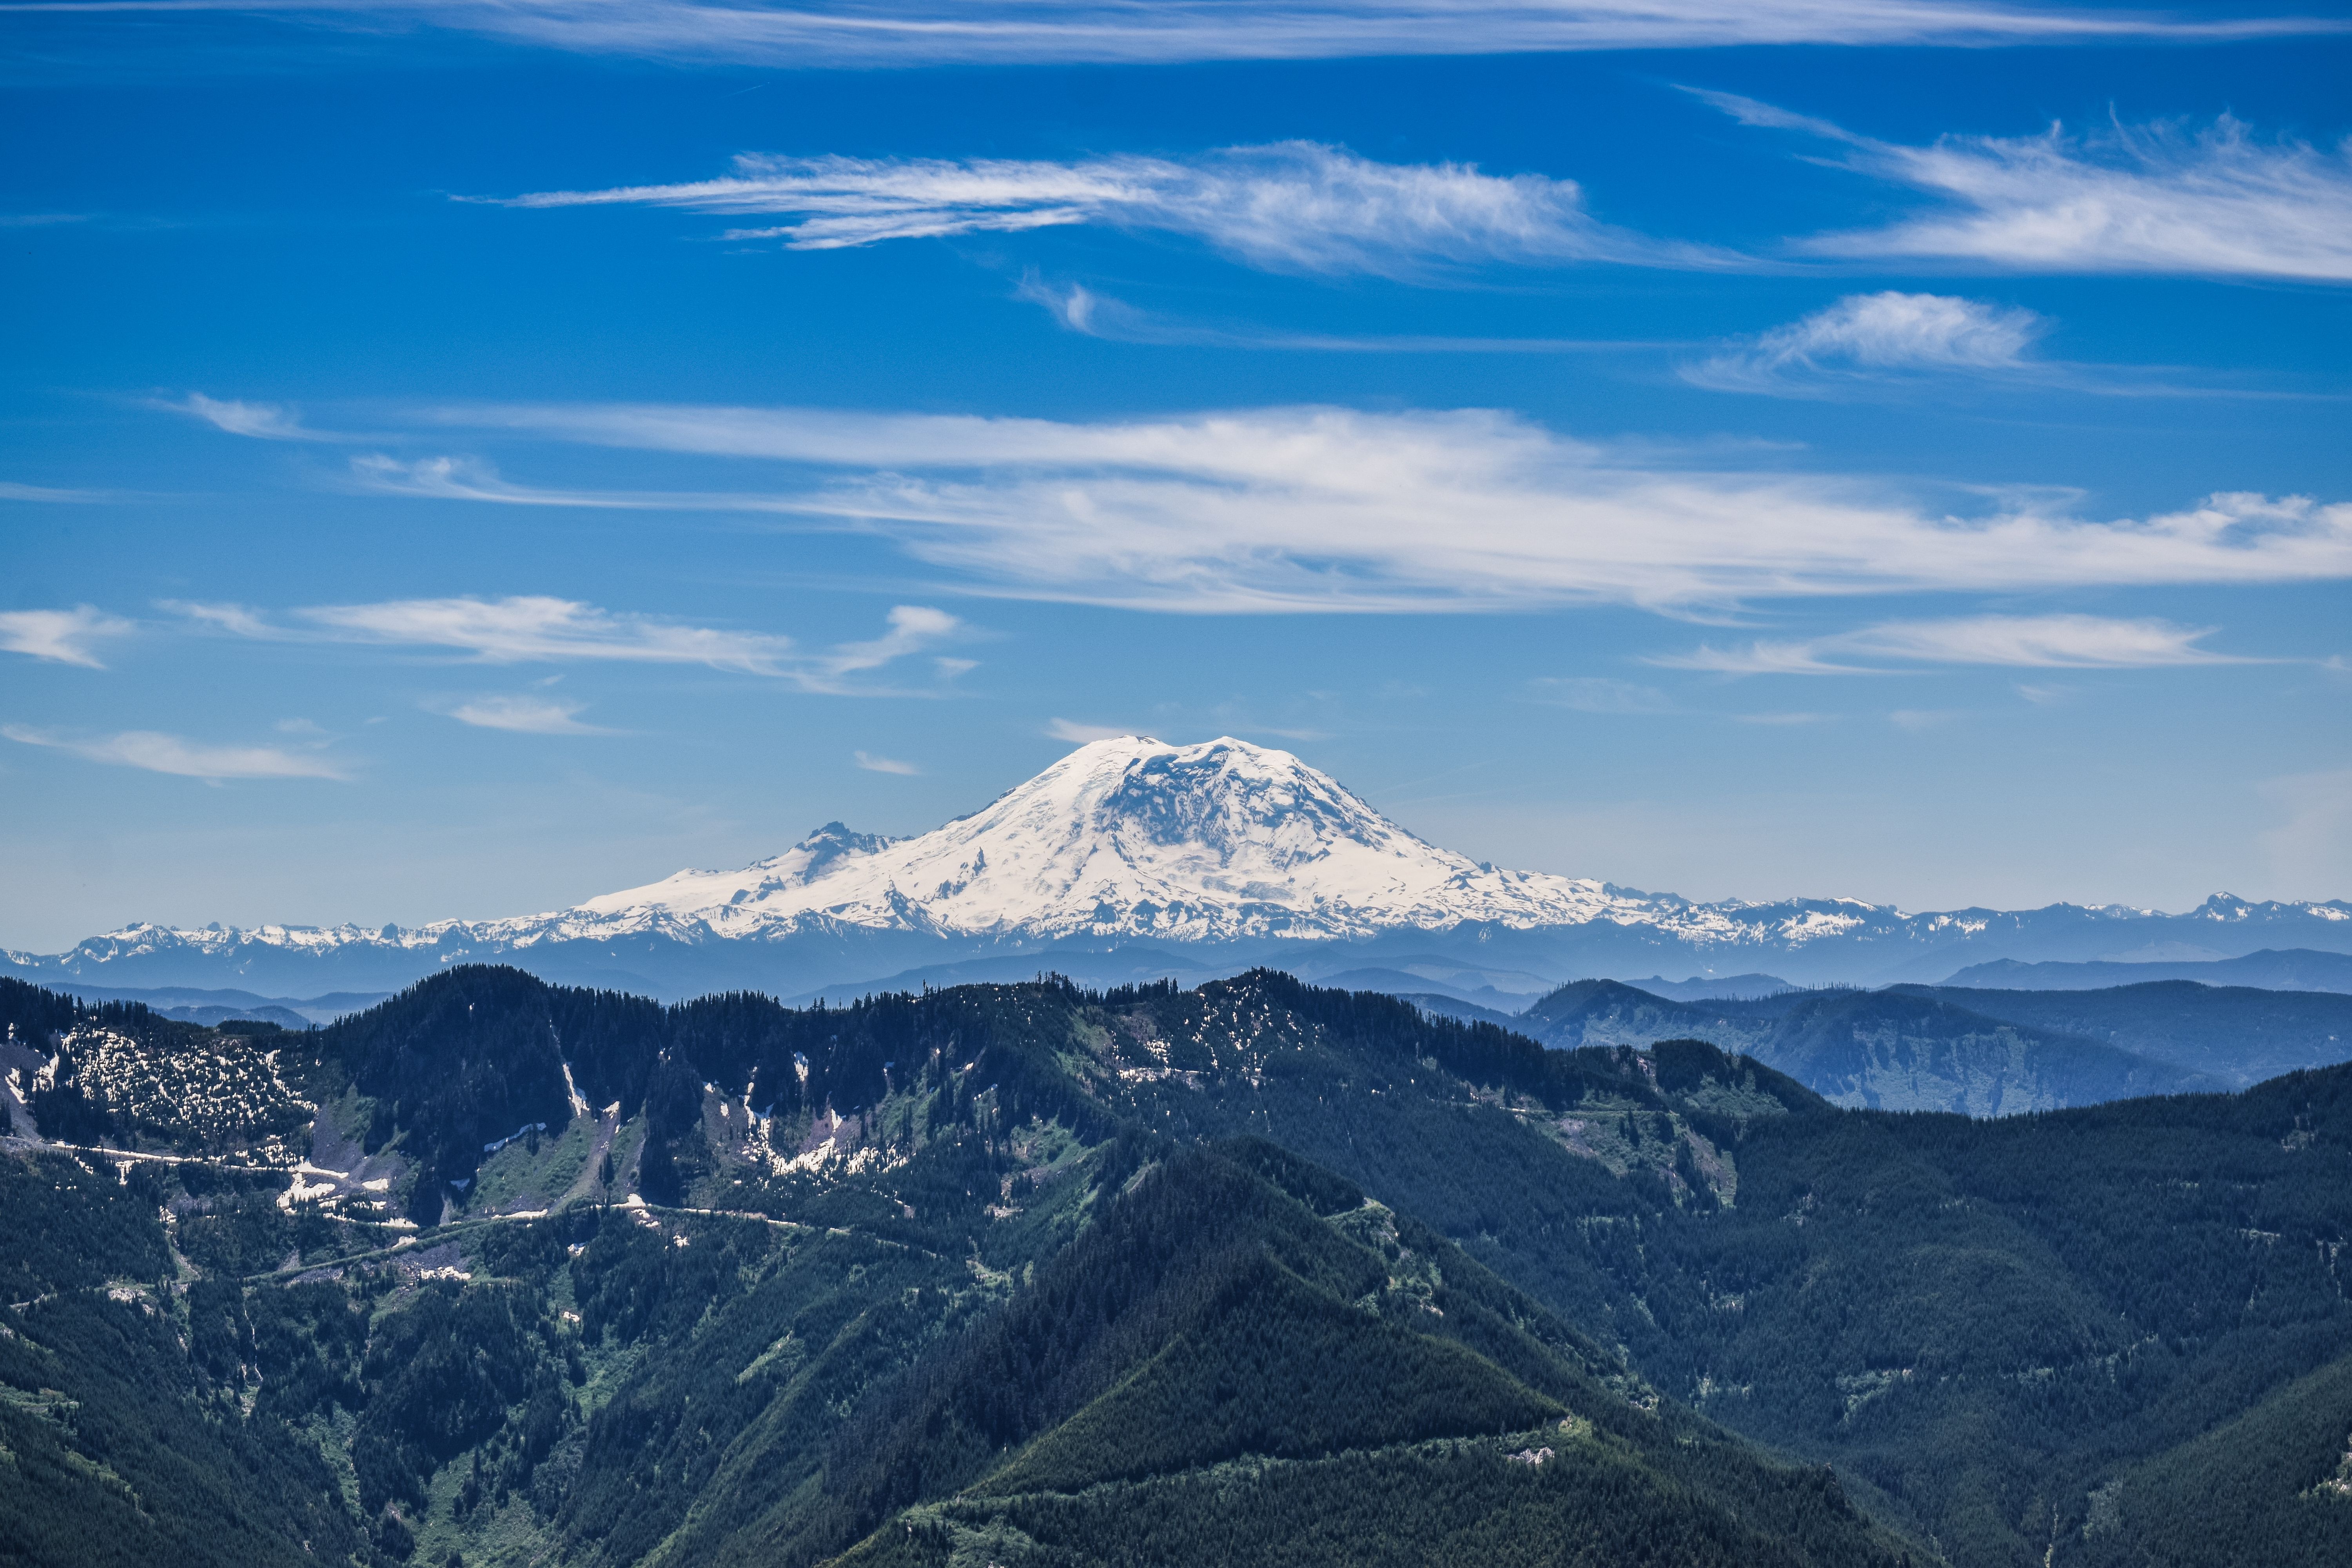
[7, 736, 2346, 1001]
[571, 735, 1665, 943]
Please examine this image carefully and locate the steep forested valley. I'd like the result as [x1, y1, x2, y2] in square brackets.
[4, 967, 2350, 1568]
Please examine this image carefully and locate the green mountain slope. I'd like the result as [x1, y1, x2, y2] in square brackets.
[819, 1141, 1909, 1568]
[8, 966, 2352, 1568]
[0, 1152, 372, 1568]
[2068, 1344, 2352, 1567]
[1000, 972, 2352, 1567]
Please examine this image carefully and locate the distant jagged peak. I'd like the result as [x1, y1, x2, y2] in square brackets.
[2190, 892, 2351, 922]
[572, 819, 901, 919]
[776, 820, 902, 866]
[748, 820, 903, 885]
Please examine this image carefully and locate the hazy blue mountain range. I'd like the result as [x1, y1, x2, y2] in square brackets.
[6, 965, 2352, 1567]
[1887, 981, 2352, 1088]
[1514, 975, 2352, 1103]
[1514, 980, 2216, 1113]
[48, 983, 393, 1027]
[7, 740, 2348, 1005]
[1944, 948, 2352, 995]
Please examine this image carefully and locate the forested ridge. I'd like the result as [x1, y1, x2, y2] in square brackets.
[3, 965, 2348, 1567]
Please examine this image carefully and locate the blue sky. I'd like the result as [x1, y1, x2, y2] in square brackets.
[4, 0, 2349, 951]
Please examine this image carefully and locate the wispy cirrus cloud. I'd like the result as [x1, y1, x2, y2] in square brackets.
[1, 723, 350, 781]
[491, 142, 1713, 276]
[375, 401, 2352, 615]
[163, 600, 275, 638]
[1016, 274, 1680, 353]
[0, 480, 115, 502]
[300, 594, 798, 672]
[169, 391, 331, 441]
[1657, 613, 2248, 674]
[0, 606, 134, 668]
[7, 1, 2330, 68]
[1684, 291, 2047, 392]
[172, 593, 964, 693]
[350, 453, 854, 516]
[1706, 94, 2352, 281]
[434, 694, 617, 734]
[1527, 676, 1677, 713]
[818, 605, 964, 682]
[853, 750, 919, 774]
[349, 454, 688, 508]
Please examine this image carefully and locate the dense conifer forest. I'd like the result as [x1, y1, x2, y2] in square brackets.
[3, 966, 2349, 1567]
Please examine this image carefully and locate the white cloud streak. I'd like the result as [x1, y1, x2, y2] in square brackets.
[0, 606, 134, 668]
[817, 605, 963, 681]
[404, 401, 2352, 613]
[437, 694, 616, 733]
[348, 454, 695, 508]
[1706, 95, 2352, 281]
[9, 2, 2330, 67]
[350, 454, 852, 517]
[1527, 676, 1676, 712]
[1, 724, 349, 781]
[494, 142, 1709, 276]
[1658, 613, 2247, 673]
[164, 600, 278, 638]
[177, 594, 962, 693]
[0, 481, 112, 502]
[301, 595, 798, 672]
[1016, 275, 1680, 352]
[853, 750, 920, 774]
[1685, 291, 2046, 392]
[173, 392, 328, 441]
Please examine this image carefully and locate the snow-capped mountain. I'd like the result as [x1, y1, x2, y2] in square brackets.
[7, 737, 2348, 1001]
[567, 736, 1680, 943]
